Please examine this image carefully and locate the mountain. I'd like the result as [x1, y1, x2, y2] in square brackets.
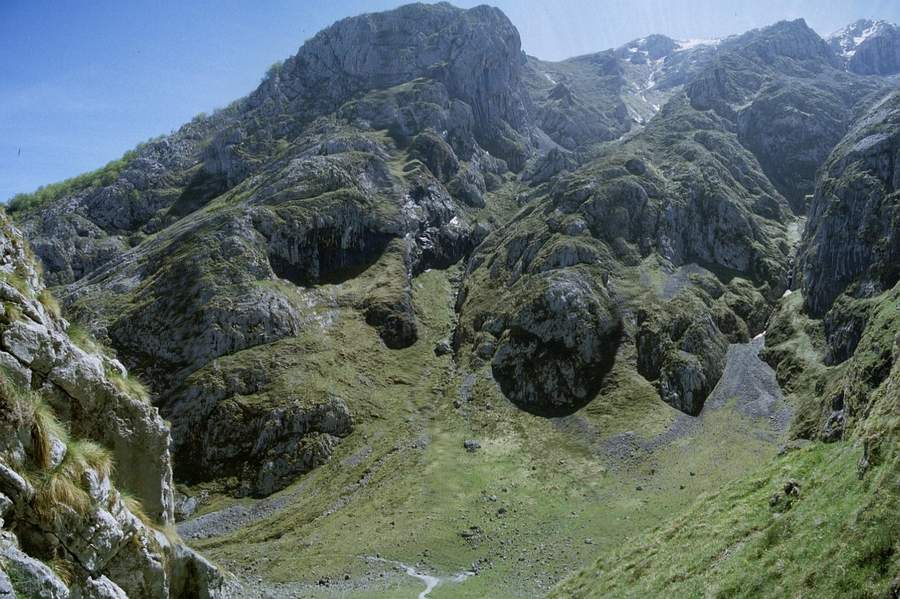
[828, 19, 900, 75]
[3, 4, 899, 597]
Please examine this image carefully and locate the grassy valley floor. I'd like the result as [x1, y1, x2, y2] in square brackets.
[176, 264, 797, 598]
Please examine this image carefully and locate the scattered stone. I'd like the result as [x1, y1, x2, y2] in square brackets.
[464, 440, 481, 452]
[784, 479, 801, 497]
[434, 338, 453, 356]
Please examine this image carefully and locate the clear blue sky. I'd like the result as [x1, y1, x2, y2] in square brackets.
[3, 0, 899, 201]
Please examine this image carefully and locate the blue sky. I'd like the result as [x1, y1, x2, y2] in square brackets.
[3, 0, 899, 201]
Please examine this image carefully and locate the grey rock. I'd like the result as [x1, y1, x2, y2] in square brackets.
[0, 540, 70, 599]
[487, 270, 623, 415]
[70, 576, 128, 599]
[0, 568, 13, 598]
[434, 338, 453, 356]
[799, 91, 900, 317]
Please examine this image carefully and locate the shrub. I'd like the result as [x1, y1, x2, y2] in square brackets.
[262, 60, 285, 83]
[6, 149, 138, 215]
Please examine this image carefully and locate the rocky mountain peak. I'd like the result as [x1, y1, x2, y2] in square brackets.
[828, 18, 900, 75]
[734, 18, 838, 66]
[828, 19, 894, 58]
[616, 34, 679, 62]
[249, 1, 529, 162]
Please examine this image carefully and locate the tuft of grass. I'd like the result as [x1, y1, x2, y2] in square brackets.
[120, 489, 155, 528]
[37, 289, 61, 319]
[1, 300, 23, 324]
[66, 438, 114, 481]
[0, 271, 30, 296]
[0, 375, 36, 429]
[30, 398, 69, 470]
[67, 321, 104, 355]
[160, 523, 182, 545]
[31, 467, 92, 524]
[47, 557, 75, 587]
[107, 369, 152, 403]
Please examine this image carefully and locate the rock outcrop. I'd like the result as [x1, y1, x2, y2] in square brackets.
[0, 212, 230, 597]
[758, 91, 900, 447]
[798, 91, 900, 318]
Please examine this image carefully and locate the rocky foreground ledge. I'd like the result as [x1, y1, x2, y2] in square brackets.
[0, 210, 232, 598]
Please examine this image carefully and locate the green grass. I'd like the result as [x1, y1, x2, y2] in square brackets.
[552, 442, 899, 598]
[67, 322, 106, 355]
[185, 266, 789, 598]
[6, 149, 138, 215]
[0, 375, 36, 429]
[120, 490, 155, 528]
[0, 270, 31, 297]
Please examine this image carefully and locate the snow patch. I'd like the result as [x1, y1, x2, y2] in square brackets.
[675, 38, 720, 52]
[828, 20, 891, 58]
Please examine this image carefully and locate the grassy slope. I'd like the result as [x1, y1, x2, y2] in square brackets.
[553, 284, 900, 598]
[186, 263, 790, 598]
[553, 442, 899, 599]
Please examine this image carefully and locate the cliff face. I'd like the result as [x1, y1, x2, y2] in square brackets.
[799, 91, 900, 317]
[0, 212, 229, 597]
[553, 42, 900, 599]
[829, 19, 900, 75]
[11, 3, 524, 497]
[764, 91, 900, 449]
[254, 2, 530, 164]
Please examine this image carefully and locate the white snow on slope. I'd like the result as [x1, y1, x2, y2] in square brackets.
[675, 38, 720, 52]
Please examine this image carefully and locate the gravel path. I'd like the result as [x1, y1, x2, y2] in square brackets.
[178, 478, 313, 540]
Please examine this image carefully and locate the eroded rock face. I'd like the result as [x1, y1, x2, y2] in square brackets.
[636, 294, 729, 415]
[798, 91, 900, 318]
[0, 219, 173, 522]
[168, 367, 354, 496]
[687, 19, 884, 212]
[830, 20, 900, 76]
[0, 212, 229, 597]
[252, 2, 530, 168]
[487, 270, 623, 415]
